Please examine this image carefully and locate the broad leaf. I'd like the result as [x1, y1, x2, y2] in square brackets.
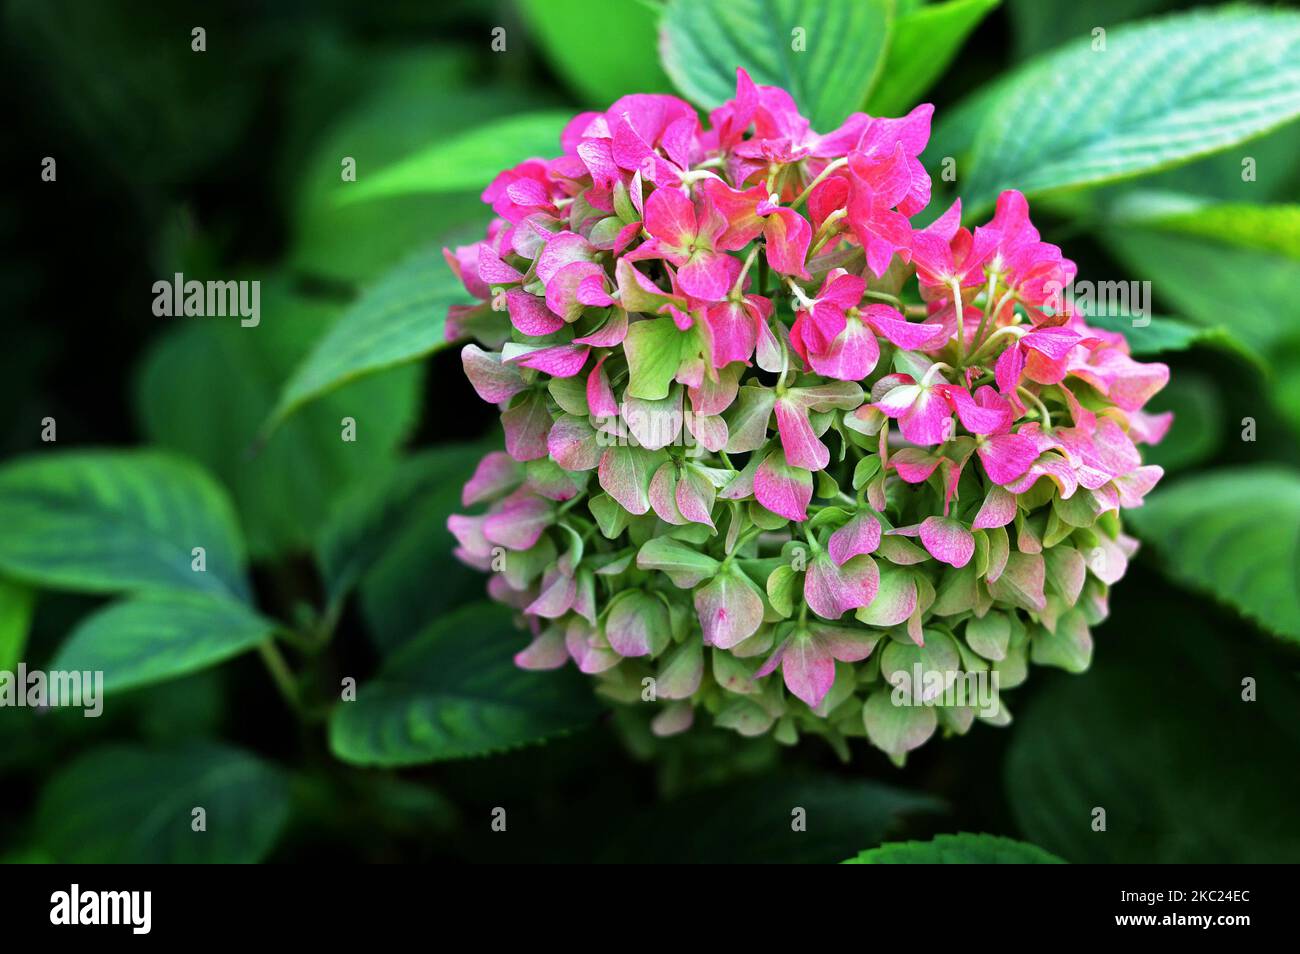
[1104, 229, 1296, 356]
[0, 451, 248, 602]
[1126, 467, 1300, 644]
[843, 832, 1064, 864]
[267, 246, 464, 430]
[0, 578, 34, 673]
[289, 50, 556, 282]
[329, 602, 601, 766]
[866, 0, 1000, 116]
[35, 743, 289, 863]
[519, 0, 673, 106]
[343, 111, 571, 203]
[1112, 196, 1300, 260]
[1008, 0, 1175, 58]
[1135, 372, 1222, 474]
[317, 445, 488, 652]
[958, 8, 1300, 213]
[660, 0, 892, 132]
[51, 591, 275, 694]
[1081, 312, 1252, 361]
[136, 281, 420, 559]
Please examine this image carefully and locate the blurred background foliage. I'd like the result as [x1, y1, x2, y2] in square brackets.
[0, 0, 1297, 863]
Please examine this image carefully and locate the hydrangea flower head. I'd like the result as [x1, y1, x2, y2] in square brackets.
[446, 70, 1170, 763]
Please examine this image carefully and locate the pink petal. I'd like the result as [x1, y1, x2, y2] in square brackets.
[976, 432, 1040, 485]
[483, 492, 550, 551]
[774, 397, 829, 471]
[462, 451, 520, 506]
[754, 450, 812, 522]
[507, 289, 564, 336]
[545, 260, 604, 323]
[762, 207, 812, 278]
[919, 516, 974, 568]
[890, 447, 941, 483]
[547, 414, 601, 471]
[778, 633, 836, 708]
[643, 186, 696, 248]
[828, 512, 882, 564]
[704, 299, 759, 368]
[535, 231, 596, 285]
[694, 570, 764, 649]
[514, 627, 569, 671]
[805, 552, 879, 619]
[940, 385, 1010, 434]
[677, 249, 740, 302]
[585, 356, 618, 417]
[526, 567, 577, 618]
[971, 483, 1018, 530]
[501, 393, 552, 461]
[462, 344, 527, 404]
[574, 307, 628, 348]
[506, 343, 589, 378]
[863, 304, 945, 350]
[807, 316, 880, 381]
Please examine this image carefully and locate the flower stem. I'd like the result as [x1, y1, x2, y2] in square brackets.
[949, 278, 966, 366]
[791, 157, 848, 211]
[258, 639, 303, 715]
[1017, 386, 1053, 430]
[731, 244, 761, 297]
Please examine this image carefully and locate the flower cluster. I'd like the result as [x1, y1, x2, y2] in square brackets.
[445, 70, 1170, 762]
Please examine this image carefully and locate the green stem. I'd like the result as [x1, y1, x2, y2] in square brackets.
[864, 289, 902, 306]
[258, 639, 303, 714]
[1017, 386, 1053, 430]
[790, 157, 847, 211]
[731, 244, 761, 297]
[971, 272, 997, 355]
[949, 278, 966, 366]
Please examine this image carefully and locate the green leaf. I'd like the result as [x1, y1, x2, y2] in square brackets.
[623, 315, 687, 400]
[329, 602, 601, 766]
[1006, 591, 1300, 862]
[1103, 228, 1296, 356]
[519, 0, 672, 106]
[958, 8, 1300, 213]
[843, 832, 1065, 864]
[0, 451, 248, 601]
[316, 445, 489, 652]
[136, 281, 420, 560]
[1008, 0, 1175, 58]
[636, 536, 720, 587]
[343, 111, 572, 204]
[35, 742, 290, 863]
[1080, 312, 1252, 361]
[0, 577, 34, 673]
[1113, 196, 1300, 260]
[660, 0, 893, 131]
[866, 0, 1000, 116]
[1126, 467, 1300, 644]
[289, 50, 558, 283]
[266, 246, 465, 431]
[51, 591, 275, 694]
[1135, 371, 1222, 474]
[594, 773, 943, 862]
